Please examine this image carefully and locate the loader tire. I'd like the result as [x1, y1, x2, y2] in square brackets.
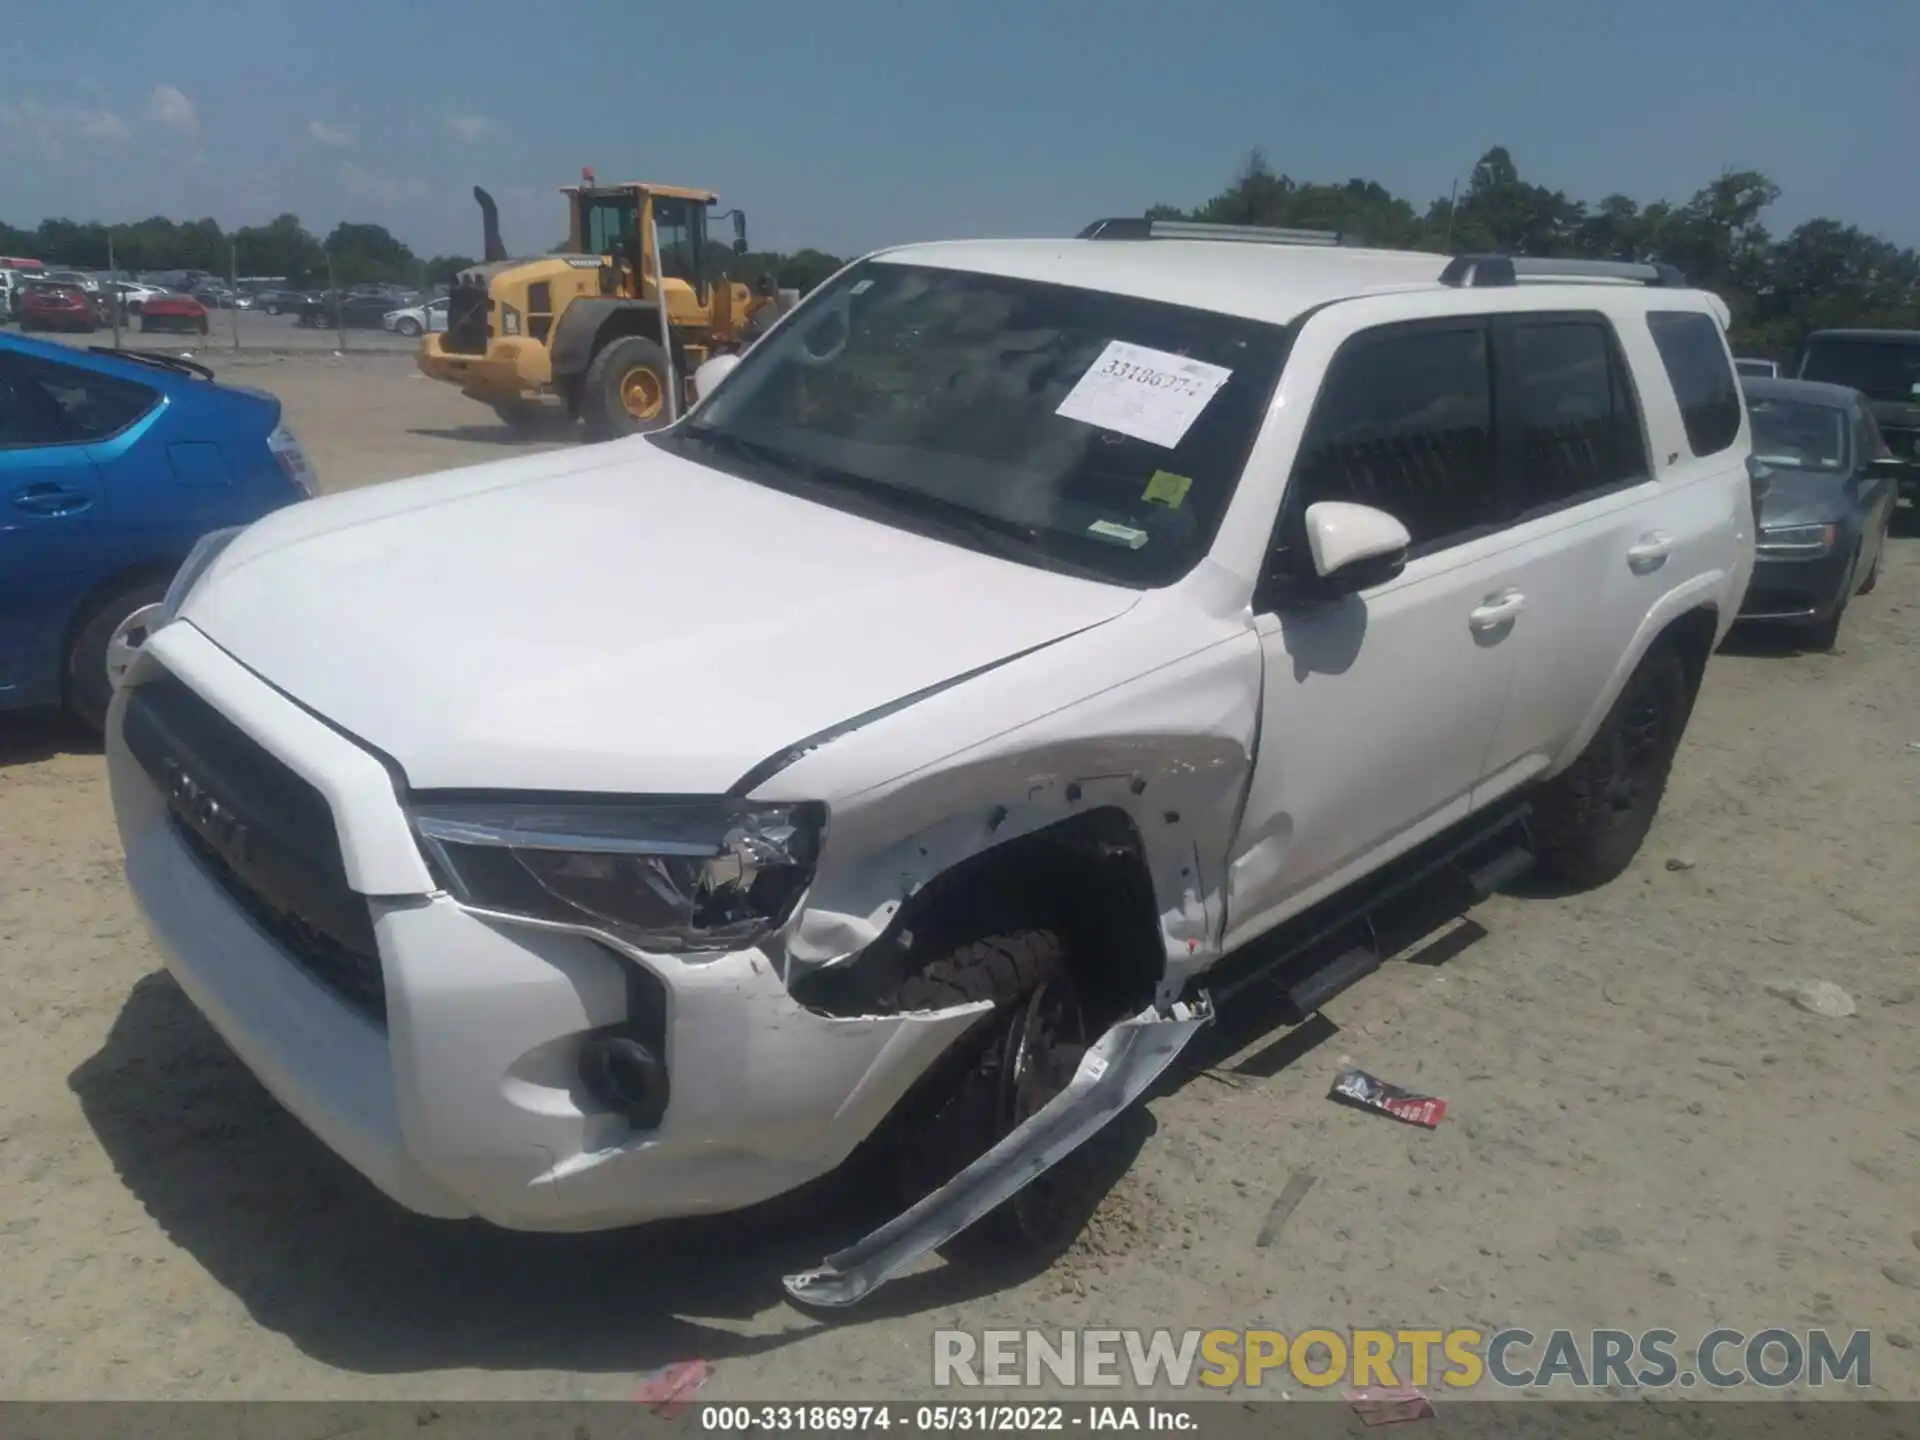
[580, 335, 673, 440]
[888, 928, 1103, 1260]
[1531, 644, 1691, 890]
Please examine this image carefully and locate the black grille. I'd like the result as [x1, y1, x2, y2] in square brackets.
[443, 280, 491, 355]
[123, 675, 388, 1025]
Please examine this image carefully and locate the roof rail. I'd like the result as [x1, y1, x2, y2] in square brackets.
[1078, 217, 1348, 247]
[1439, 254, 1689, 288]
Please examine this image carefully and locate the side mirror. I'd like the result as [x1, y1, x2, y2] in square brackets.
[692, 353, 741, 402]
[1746, 454, 1774, 505]
[1867, 455, 1911, 480]
[1303, 501, 1411, 591]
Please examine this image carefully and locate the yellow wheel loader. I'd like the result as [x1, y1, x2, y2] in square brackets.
[417, 177, 772, 438]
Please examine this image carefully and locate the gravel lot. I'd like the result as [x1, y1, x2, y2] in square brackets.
[1, 352, 1916, 1402]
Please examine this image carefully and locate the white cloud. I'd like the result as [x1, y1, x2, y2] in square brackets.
[145, 84, 198, 136]
[443, 113, 491, 142]
[0, 97, 132, 155]
[307, 120, 352, 148]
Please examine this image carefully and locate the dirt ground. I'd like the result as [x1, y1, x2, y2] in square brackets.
[2, 352, 1916, 1403]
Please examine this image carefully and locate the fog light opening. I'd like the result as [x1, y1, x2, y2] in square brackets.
[579, 1036, 667, 1127]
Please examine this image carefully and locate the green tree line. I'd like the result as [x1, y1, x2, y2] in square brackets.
[0, 208, 850, 295]
[1150, 146, 1920, 357]
[7, 147, 1916, 353]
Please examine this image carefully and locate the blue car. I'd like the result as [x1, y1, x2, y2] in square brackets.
[0, 333, 314, 730]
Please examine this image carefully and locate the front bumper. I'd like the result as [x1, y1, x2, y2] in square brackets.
[1737, 546, 1853, 624]
[416, 334, 551, 398]
[106, 621, 984, 1232]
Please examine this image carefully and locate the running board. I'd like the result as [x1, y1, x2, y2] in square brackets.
[782, 996, 1213, 1309]
[1209, 801, 1534, 1018]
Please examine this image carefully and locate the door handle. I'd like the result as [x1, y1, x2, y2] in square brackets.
[12, 483, 92, 516]
[1469, 588, 1526, 630]
[1627, 531, 1673, 572]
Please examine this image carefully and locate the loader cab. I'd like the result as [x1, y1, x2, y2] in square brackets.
[566, 183, 743, 306]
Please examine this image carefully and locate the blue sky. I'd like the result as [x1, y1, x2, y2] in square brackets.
[4, 0, 1917, 260]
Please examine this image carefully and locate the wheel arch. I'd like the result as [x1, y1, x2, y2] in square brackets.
[1553, 586, 1722, 778]
[548, 298, 684, 382]
[788, 806, 1168, 1023]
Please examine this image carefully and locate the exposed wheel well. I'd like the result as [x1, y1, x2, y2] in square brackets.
[1661, 603, 1720, 700]
[789, 807, 1166, 1022]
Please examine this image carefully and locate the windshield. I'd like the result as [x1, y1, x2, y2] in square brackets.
[1747, 396, 1848, 472]
[1798, 337, 1920, 403]
[675, 260, 1289, 585]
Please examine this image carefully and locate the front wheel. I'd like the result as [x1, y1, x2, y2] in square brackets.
[887, 929, 1103, 1258]
[396, 317, 423, 338]
[579, 335, 674, 440]
[67, 579, 169, 733]
[1531, 645, 1692, 890]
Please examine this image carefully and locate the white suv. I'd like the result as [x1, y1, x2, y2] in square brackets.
[105, 220, 1754, 1302]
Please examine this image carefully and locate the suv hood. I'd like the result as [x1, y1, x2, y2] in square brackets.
[180, 439, 1139, 795]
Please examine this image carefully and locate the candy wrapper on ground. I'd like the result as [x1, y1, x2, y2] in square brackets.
[1331, 1067, 1447, 1128]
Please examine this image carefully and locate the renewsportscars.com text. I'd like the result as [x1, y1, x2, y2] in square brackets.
[931, 1327, 1873, 1391]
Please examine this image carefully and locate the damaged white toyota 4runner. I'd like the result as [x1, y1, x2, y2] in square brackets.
[106, 220, 1754, 1304]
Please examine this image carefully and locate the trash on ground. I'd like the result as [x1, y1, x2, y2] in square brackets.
[1344, 1383, 1434, 1426]
[1255, 1169, 1317, 1248]
[1331, 1068, 1447, 1128]
[1764, 978, 1856, 1018]
[634, 1359, 712, 1412]
[1664, 856, 1696, 871]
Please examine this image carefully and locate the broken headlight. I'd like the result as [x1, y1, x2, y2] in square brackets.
[411, 797, 825, 954]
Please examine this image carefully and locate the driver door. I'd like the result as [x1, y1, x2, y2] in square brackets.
[1223, 318, 1519, 949]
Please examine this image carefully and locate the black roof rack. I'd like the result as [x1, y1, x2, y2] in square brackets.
[1439, 254, 1689, 289]
[1078, 217, 1349, 247]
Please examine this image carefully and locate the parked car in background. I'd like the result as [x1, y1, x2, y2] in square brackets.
[108, 281, 167, 315]
[0, 334, 316, 729]
[1738, 377, 1901, 649]
[301, 291, 405, 329]
[253, 289, 311, 316]
[383, 297, 447, 337]
[138, 293, 212, 336]
[42, 269, 103, 295]
[1794, 329, 1920, 496]
[18, 282, 97, 333]
[1734, 357, 1779, 378]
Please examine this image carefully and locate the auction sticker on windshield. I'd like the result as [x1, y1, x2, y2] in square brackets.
[1056, 341, 1233, 449]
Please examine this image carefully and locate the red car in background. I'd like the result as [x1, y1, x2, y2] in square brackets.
[137, 293, 211, 336]
[17, 282, 96, 333]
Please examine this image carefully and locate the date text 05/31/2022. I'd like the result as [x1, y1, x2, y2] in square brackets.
[700, 1405, 1197, 1432]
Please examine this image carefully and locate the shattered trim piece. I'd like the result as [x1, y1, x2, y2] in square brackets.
[781, 995, 1213, 1309]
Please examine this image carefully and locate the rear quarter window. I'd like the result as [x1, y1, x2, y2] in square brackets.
[0, 354, 160, 445]
[1646, 311, 1742, 457]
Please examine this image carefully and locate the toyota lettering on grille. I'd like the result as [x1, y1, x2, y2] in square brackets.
[162, 756, 249, 869]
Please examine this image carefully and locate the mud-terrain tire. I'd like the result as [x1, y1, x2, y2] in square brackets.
[1531, 644, 1692, 890]
[888, 928, 1105, 1259]
[580, 334, 674, 441]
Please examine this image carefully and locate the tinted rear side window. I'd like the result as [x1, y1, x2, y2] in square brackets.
[0, 354, 160, 446]
[1511, 320, 1649, 509]
[1646, 311, 1741, 457]
[1290, 324, 1498, 552]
